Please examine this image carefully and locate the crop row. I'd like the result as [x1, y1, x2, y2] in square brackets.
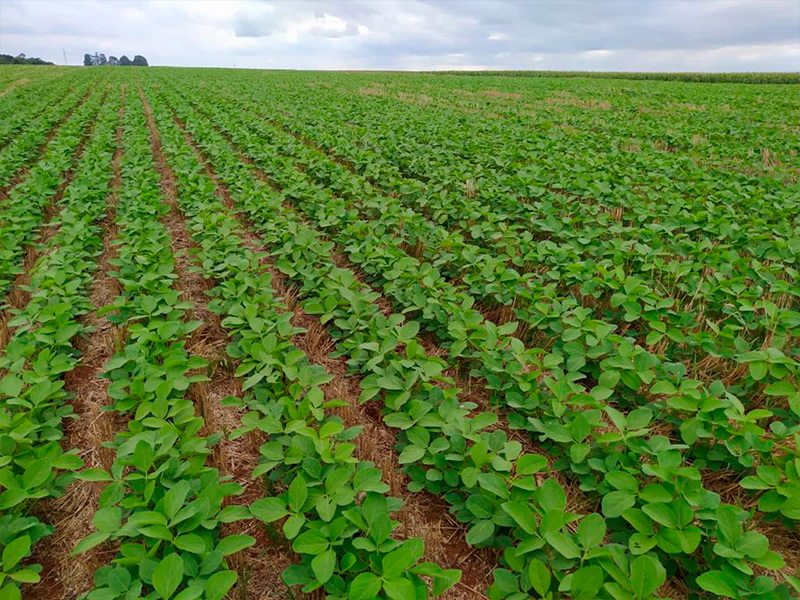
[368, 74, 797, 181]
[0, 74, 92, 150]
[432, 71, 800, 83]
[292, 85, 795, 289]
[184, 82, 798, 418]
[4, 68, 795, 600]
[227, 95, 798, 510]
[147, 84, 461, 599]
[250, 89, 797, 314]
[0, 84, 120, 600]
[65, 86, 261, 600]
[0, 86, 107, 300]
[148, 83, 798, 599]
[69, 85, 460, 600]
[169, 77, 798, 504]
[208, 72, 796, 232]
[0, 82, 95, 189]
[166, 74, 799, 484]
[206, 78, 797, 337]
[151, 81, 645, 600]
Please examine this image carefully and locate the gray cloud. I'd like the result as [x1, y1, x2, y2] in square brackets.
[0, 0, 797, 70]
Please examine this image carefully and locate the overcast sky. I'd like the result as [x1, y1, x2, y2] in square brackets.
[1, 0, 798, 71]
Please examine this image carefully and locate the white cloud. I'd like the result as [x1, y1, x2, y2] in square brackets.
[584, 49, 613, 58]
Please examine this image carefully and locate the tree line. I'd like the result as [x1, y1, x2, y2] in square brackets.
[0, 53, 54, 65]
[84, 53, 148, 67]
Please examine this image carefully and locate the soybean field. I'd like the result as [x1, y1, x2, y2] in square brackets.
[0, 65, 799, 600]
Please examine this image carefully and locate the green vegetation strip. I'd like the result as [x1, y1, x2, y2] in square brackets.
[0, 74, 91, 150]
[68, 86, 254, 600]
[0, 84, 120, 600]
[141, 85, 461, 600]
[427, 72, 800, 84]
[1, 66, 797, 600]
[0, 82, 94, 189]
[188, 82, 796, 409]
[0, 87, 107, 299]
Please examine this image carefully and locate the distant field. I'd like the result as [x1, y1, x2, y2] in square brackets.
[428, 70, 800, 84]
[0, 65, 798, 600]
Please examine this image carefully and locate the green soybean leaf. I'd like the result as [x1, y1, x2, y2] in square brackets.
[153, 553, 183, 600]
[311, 549, 336, 584]
[537, 479, 566, 513]
[8, 569, 39, 583]
[571, 565, 604, 600]
[0, 375, 23, 397]
[643, 503, 677, 528]
[22, 459, 52, 490]
[384, 577, 417, 600]
[383, 545, 415, 579]
[173, 588, 203, 600]
[466, 520, 495, 545]
[749, 361, 768, 381]
[250, 498, 288, 522]
[516, 454, 547, 475]
[174, 534, 206, 554]
[204, 570, 238, 600]
[288, 476, 308, 512]
[216, 535, 255, 556]
[162, 480, 190, 521]
[545, 532, 581, 559]
[605, 471, 639, 492]
[696, 571, 738, 597]
[398, 445, 426, 464]
[602, 491, 635, 518]
[631, 555, 663, 600]
[283, 514, 305, 539]
[93, 507, 121, 533]
[77, 468, 113, 482]
[527, 558, 551, 596]
[349, 572, 382, 599]
[72, 532, 110, 556]
[432, 569, 461, 596]
[218, 505, 251, 523]
[577, 513, 606, 549]
[293, 530, 328, 555]
[0, 583, 22, 600]
[764, 381, 794, 396]
[2, 536, 30, 571]
[501, 501, 537, 535]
